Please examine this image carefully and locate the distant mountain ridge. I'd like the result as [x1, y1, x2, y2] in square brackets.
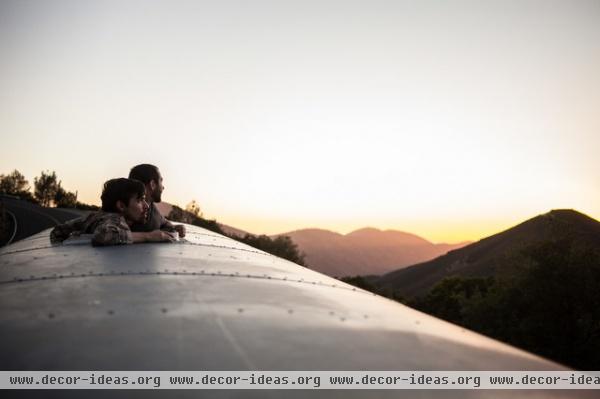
[376, 209, 600, 298]
[157, 202, 470, 276]
[279, 228, 469, 277]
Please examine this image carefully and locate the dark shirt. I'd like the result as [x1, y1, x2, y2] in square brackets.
[50, 212, 133, 246]
[130, 202, 175, 233]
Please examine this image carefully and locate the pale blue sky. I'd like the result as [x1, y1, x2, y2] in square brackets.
[1, 0, 599, 241]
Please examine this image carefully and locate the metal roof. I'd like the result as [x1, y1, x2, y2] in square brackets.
[0, 224, 589, 398]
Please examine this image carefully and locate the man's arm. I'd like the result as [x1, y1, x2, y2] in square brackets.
[91, 221, 134, 246]
[92, 214, 177, 246]
[50, 217, 84, 243]
[157, 209, 185, 238]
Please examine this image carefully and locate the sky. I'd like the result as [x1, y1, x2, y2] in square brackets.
[1, 0, 599, 242]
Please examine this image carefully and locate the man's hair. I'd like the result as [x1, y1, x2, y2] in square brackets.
[101, 178, 145, 212]
[129, 164, 160, 185]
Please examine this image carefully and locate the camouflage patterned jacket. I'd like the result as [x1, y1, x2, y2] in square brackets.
[50, 212, 133, 246]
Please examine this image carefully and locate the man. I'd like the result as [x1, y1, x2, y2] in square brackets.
[128, 164, 186, 238]
[51, 178, 176, 246]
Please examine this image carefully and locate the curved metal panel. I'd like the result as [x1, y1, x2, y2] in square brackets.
[0, 224, 590, 398]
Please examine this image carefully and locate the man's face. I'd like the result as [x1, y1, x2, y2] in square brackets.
[122, 195, 149, 224]
[151, 171, 164, 203]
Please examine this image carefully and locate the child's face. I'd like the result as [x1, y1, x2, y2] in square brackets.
[123, 195, 149, 224]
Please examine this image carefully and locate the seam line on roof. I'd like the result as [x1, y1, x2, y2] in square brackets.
[0, 271, 374, 297]
[0, 241, 271, 258]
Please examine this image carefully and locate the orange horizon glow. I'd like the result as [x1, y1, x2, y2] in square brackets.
[2, 1, 599, 244]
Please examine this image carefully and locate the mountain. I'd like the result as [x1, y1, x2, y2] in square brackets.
[376, 209, 600, 298]
[278, 228, 469, 277]
[156, 201, 469, 276]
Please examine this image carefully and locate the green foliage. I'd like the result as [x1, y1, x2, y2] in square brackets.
[73, 201, 100, 211]
[34, 171, 60, 207]
[410, 276, 494, 325]
[237, 234, 306, 266]
[168, 205, 222, 232]
[0, 170, 30, 195]
[167, 205, 191, 223]
[168, 203, 306, 266]
[185, 200, 202, 218]
[340, 275, 377, 291]
[54, 186, 77, 208]
[409, 239, 600, 370]
[193, 217, 225, 235]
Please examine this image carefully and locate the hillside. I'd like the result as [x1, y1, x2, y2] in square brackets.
[376, 209, 600, 298]
[279, 228, 469, 277]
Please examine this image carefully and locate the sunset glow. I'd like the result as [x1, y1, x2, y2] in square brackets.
[2, 0, 599, 242]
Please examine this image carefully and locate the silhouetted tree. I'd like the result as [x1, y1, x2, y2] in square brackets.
[185, 200, 202, 218]
[238, 234, 306, 266]
[408, 240, 600, 370]
[54, 186, 77, 208]
[0, 170, 30, 195]
[168, 204, 224, 233]
[34, 171, 60, 207]
[168, 205, 193, 224]
[411, 276, 494, 325]
[341, 275, 377, 291]
[167, 203, 305, 265]
[73, 201, 99, 211]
